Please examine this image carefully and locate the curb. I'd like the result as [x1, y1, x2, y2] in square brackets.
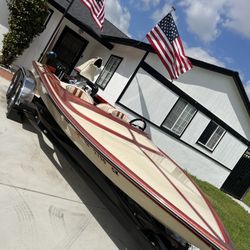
[228, 195, 250, 213]
[0, 66, 13, 81]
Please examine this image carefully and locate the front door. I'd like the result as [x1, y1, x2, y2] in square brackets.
[52, 26, 88, 74]
[221, 149, 250, 199]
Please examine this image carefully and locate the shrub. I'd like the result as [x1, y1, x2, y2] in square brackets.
[1, 0, 48, 65]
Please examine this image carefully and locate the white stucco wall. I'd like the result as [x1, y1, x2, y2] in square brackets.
[0, 0, 9, 52]
[176, 67, 250, 140]
[145, 53, 250, 140]
[85, 44, 146, 105]
[181, 112, 248, 170]
[119, 68, 179, 125]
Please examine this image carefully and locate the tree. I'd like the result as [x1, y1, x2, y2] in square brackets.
[1, 0, 48, 65]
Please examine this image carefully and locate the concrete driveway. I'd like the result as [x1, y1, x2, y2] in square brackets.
[0, 77, 153, 249]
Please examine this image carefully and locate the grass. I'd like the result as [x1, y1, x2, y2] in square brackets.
[242, 190, 250, 207]
[191, 176, 250, 250]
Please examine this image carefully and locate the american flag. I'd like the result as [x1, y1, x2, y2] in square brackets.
[146, 13, 192, 80]
[80, 0, 105, 30]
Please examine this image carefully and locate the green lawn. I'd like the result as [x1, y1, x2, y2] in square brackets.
[191, 176, 250, 250]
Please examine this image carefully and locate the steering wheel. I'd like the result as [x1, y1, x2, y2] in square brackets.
[129, 118, 147, 131]
[84, 79, 99, 97]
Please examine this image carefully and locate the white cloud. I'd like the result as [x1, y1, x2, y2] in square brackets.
[223, 0, 250, 39]
[245, 80, 250, 100]
[180, 0, 226, 42]
[109, 0, 250, 42]
[105, 0, 131, 35]
[151, 3, 173, 23]
[185, 47, 225, 67]
[180, 0, 250, 42]
[129, 0, 160, 11]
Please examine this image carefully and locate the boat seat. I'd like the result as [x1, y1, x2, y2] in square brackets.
[96, 103, 116, 113]
[96, 103, 130, 123]
[66, 84, 94, 104]
[111, 109, 130, 123]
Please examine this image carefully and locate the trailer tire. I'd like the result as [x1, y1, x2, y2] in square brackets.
[6, 69, 22, 100]
[6, 69, 23, 112]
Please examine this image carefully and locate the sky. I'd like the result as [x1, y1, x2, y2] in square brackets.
[104, 0, 250, 101]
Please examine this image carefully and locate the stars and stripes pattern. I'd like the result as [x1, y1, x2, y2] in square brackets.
[80, 0, 105, 30]
[146, 13, 192, 80]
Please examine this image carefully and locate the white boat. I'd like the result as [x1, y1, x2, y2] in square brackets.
[6, 61, 234, 250]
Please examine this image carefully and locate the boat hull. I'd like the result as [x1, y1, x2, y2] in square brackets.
[33, 61, 233, 250]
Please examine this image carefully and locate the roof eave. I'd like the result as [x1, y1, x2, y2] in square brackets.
[102, 35, 154, 52]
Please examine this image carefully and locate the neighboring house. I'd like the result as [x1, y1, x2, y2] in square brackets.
[0, 0, 249, 199]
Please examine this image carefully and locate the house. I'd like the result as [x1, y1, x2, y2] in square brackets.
[0, 0, 249, 199]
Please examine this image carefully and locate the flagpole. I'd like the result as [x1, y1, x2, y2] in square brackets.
[170, 6, 176, 83]
[170, 6, 176, 13]
[38, 0, 76, 62]
[137, 6, 176, 46]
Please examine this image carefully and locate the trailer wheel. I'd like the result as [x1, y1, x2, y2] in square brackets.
[6, 69, 22, 100]
[6, 69, 23, 112]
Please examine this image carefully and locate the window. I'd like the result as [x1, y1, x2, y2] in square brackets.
[95, 55, 122, 89]
[198, 121, 225, 151]
[162, 98, 197, 136]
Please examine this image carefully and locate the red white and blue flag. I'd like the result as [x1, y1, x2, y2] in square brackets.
[146, 13, 192, 80]
[80, 0, 105, 30]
